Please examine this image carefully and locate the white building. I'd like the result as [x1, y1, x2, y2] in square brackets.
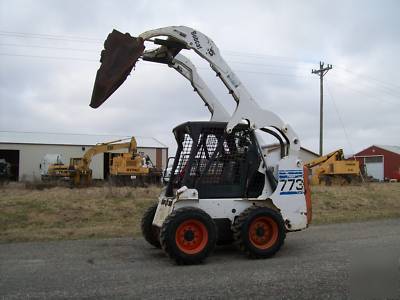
[0, 131, 168, 181]
[262, 144, 319, 176]
[262, 144, 319, 163]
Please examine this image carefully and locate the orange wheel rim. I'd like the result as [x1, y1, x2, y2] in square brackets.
[248, 216, 279, 249]
[175, 219, 208, 254]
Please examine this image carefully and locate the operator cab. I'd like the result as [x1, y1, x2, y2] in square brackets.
[166, 121, 269, 199]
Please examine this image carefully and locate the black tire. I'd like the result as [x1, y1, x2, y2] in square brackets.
[232, 206, 286, 259]
[160, 207, 217, 265]
[141, 203, 161, 249]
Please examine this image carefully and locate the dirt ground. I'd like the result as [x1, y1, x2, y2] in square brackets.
[0, 182, 399, 242]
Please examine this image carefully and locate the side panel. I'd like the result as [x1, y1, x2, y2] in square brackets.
[155, 195, 307, 232]
[303, 166, 312, 225]
[154, 158, 308, 231]
[269, 156, 308, 230]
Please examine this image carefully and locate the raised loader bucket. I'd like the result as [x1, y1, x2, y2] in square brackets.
[90, 29, 145, 108]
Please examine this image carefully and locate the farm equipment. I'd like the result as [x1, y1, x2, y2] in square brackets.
[40, 154, 70, 182]
[109, 152, 162, 185]
[68, 137, 138, 186]
[90, 26, 312, 264]
[305, 149, 361, 185]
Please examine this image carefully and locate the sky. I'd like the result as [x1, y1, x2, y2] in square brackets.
[0, 0, 399, 156]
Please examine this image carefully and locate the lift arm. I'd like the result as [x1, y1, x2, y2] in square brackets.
[149, 53, 230, 121]
[138, 27, 300, 153]
[91, 26, 301, 154]
[170, 54, 230, 121]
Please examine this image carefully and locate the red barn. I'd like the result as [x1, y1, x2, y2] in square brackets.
[354, 145, 400, 181]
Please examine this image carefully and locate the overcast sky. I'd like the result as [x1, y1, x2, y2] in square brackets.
[0, 0, 399, 156]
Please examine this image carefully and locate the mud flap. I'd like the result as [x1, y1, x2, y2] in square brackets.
[90, 29, 145, 108]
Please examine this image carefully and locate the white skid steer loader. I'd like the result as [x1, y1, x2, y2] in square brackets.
[90, 26, 312, 265]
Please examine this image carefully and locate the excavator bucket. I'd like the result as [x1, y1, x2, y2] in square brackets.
[90, 30, 145, 108]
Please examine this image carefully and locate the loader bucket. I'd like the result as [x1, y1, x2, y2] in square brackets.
[90, 29, 145, 108]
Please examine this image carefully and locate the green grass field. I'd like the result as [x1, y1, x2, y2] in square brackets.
[1, 182, 399, 242]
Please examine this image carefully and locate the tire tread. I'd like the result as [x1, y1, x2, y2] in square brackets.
[160, 207, 216, 265]
[141, 203, 161, 248]
[232, 205, 286, 259]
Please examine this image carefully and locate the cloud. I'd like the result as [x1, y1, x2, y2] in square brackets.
[0, 0, 399, 156]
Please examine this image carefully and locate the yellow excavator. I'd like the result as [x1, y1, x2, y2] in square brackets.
[69, 137, 142, 186]
[305, 149, 361, 185]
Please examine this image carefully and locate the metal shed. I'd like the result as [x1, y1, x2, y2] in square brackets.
[262, 144, 320, 164]
[0, 131, 168, 181]
[354, 145, 400, 181]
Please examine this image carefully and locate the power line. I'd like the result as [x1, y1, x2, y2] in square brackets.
[141, 60, 311, 79]
[335, 65, 400, 92]
[0, 129, 150, 139]
[0, 44, 311, 73]
[226, 68, 310, 78]
[0, 30, 318, 64]
[222, 49, 318, 64]
[0, 32, 102, 44]
[325, 83, 355, 154]
[330, 79, 397, 106]
[0, 30, 103, 41]
[215, 59, 312, 70]
[0, 52, 310, 79]
[0, 42, 314, 72]
[0, 53, 97, 62]
[331, 67, 400, 99]
[325, 84, 367, 183]
[331, 74, 400, 100]
[2, 30, 399, 88]
[0, 43, 98, 52]
[3, 39, 398, 96]
[2, 30, 400, 96]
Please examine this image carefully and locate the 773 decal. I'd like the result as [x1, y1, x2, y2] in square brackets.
[278, 170, 304, 195]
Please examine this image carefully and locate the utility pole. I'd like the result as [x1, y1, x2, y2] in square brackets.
[312, 61, 332, 156]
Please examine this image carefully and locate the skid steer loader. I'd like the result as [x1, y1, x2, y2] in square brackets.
[90, 26, 312, 265]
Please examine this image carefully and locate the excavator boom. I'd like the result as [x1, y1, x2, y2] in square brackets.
[304, 149, 344, 169]
[77, 137, 136, 171]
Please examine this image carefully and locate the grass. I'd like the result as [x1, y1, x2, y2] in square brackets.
[0, 182, 159, 242]
[311, 182, 400, 224]
[0, 182, 399, 242]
